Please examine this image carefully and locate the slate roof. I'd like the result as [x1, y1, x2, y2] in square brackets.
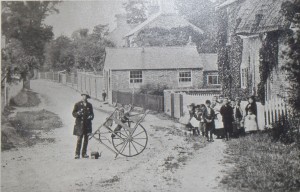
[200, 54, 218, 71]
[217, 0, 290, 34]
[104, 46, 213, 71]
[124, 12, 204, 37]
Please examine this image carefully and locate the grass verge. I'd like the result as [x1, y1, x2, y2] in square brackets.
[2, 109, 63, 151]
[221, 133, 300, 192]
[10, 89, 41, 107]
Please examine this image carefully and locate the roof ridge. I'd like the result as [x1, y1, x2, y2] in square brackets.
[106, 46, 198, 50]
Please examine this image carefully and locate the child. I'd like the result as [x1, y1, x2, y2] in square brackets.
[193, 106, 202, 136]
[244, 109, 259, 133]
[199, 104, 206, 136]
[203, 100, 215, 142]
[186, 103, 196, 134]
[111, 104, 132, 138]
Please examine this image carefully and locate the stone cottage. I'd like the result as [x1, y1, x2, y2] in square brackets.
[216, 0, 291, 102]
[104, 46, 218, 100]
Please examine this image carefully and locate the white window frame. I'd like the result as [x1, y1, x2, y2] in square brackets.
[241, 67, 248, 89]
[129, 70, 143, 87]
[207, 75, 220, 85]
[178, 71, 192, 87]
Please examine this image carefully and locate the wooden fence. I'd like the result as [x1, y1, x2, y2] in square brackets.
[112, 91, 164, 112]
[38, 71, 105, 101]
[164, 89, 221, 119]
[264, 97, 288, 127]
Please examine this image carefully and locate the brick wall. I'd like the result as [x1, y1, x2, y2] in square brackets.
[111, 69, 203, 92]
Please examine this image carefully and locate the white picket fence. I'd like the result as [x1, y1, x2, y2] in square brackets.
[264, 97, 288, 127]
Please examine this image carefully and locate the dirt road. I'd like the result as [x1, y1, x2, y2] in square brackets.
[1, 79, 226, 192]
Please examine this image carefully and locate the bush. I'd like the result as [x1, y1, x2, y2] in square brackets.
[222, 133, 300, 192]
[139, 83, 168, 96]
[263, 116, 300, 147]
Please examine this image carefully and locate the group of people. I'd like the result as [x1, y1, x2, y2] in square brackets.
[186, 95, 259, 142]
[71, 90, 260, 159]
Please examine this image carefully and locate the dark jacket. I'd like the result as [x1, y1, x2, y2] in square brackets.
[220, 104, 234, 123]
[203, 107, 215, 123]
[72, 101, 94, 136]
[245, 103, 257, 116]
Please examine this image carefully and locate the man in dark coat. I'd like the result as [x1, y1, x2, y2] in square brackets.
[72, 91, 94, 159]
[220, 97, 234, 141]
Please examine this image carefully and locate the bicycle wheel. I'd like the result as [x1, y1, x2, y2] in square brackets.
[112, 124, 148, 157]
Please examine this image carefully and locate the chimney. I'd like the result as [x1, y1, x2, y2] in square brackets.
[160, 0, 176, 14]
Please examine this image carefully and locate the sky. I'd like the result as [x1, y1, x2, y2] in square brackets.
[44, 0, 126, 38]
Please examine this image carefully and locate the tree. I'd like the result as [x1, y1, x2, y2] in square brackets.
[44, 35, 75, 72]
[71, 26, 115, 72]
[1, 1, 60, 84]
[281, 0, 300, 114]
[123, 0, 148, 24]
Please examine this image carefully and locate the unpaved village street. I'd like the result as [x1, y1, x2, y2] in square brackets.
[1, 80, 227, 192]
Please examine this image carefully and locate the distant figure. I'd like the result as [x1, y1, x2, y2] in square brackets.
[203, 100, 215, 142]
[244, 109, 259, 133]
[102, 90, 107, 101]
[220, 97, 234, 141]
[72, 91, 94, 159]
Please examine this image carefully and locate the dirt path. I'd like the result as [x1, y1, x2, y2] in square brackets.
[1, 79, 226, 192]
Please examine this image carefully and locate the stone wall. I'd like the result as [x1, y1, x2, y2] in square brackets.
[111, 69, 203, 92]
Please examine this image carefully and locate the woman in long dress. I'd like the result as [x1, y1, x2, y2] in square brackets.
[244, 96, 259, 133]
[212, 96, 224, 139]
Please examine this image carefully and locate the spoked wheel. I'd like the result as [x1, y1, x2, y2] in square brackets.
[112, 124, 148, 157]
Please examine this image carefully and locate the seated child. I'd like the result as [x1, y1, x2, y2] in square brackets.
[111, 104, 132, 138]
[244, 109, 259, 133]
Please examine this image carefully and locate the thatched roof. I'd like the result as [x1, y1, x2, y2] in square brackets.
[104, 46, 205, 71]
[218, 0, 291, 34]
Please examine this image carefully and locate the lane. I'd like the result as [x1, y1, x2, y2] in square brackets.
[1, 80, 130, 192]
[2, 79, 225, 192]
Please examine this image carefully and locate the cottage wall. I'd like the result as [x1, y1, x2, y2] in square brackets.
[110, 69, 203, 92]
[266, 34, 289, 100]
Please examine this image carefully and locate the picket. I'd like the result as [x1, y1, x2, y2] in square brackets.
[264, 97, 287, 127]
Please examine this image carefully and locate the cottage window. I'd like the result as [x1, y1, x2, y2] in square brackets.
[241, 68, 248, 88]
[207, 75, 220, 85]
[130, 71, 142, 83]
[179, 71, 192, 87]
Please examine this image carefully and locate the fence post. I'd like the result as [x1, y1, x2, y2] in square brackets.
[95, 78, 97, 99]
[171, 93, 174, 118]
[180, 93, 183, 117]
